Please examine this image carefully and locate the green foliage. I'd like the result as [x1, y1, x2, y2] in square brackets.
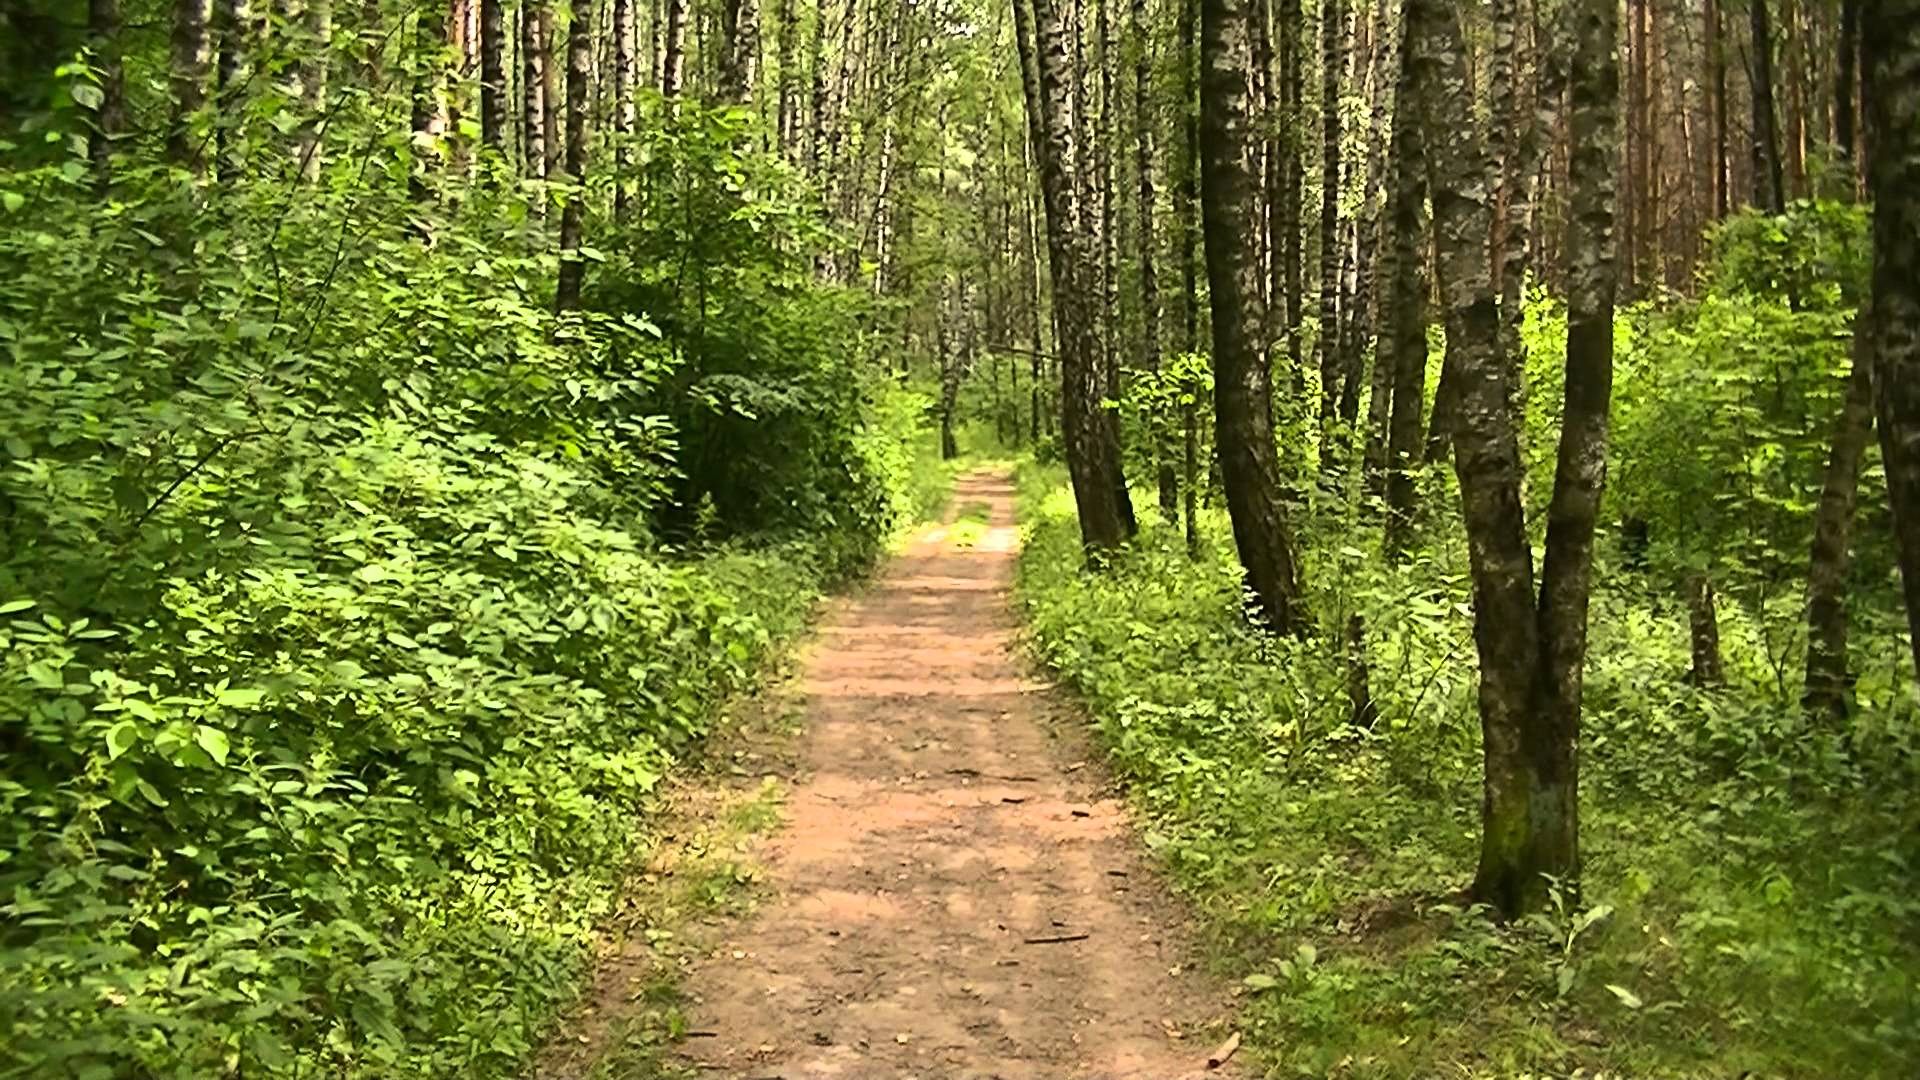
[0, 94, 932, 1078]
[1706, 199, 1871, 311]
[1015, 462, 1920, 1078]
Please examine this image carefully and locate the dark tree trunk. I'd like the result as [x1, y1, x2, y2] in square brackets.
[1707, 0, 1728, 218]
[480, 0, 505, 148]
[1835, 0, 1858, 173]
[1200, 0, 1306, 632]
[1687, 574, 1725, 686]
[1380, 11, 1428, 555]
[1279, 0, 1303, 393]
[1865, 0, 1920, 686]
[540, 5, 559, 176]
[613, 0, 632, 214]
[1179, 0, 1204, 554]
[1315, 0, 1344, 461]
[1020, 0, 1136, 554]
[87, 0, 126, 184]
[410, 2, 445, 208]
[170, 0, 213, 176]
[555, 7, 590, 312]
[723, 0, 761, 103]
[213, 0, 251, 176]
[777, 0, 798, 152]
[1803, 333, 1875, 719]
[1749, 0, 1786, 212]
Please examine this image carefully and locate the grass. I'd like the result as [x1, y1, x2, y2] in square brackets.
[1011, 460, 1920, 1079]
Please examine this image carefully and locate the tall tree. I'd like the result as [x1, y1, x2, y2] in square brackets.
[1315, 0, 1344, 458]
[87, 0, 127, 182]
[1413, 0, 1617, 914]
[1749, 0, 1785, 212]
[1199, 0, 1306, 632]
[1135, 0, 1175, 518]
[723, 0, 762, 103]
[1019, 0, 1136, 553]
[1278, 0, 1304, 390]
[212, 0, 252, 175]
[480, 0, 505, 148]
[410, 1, 446, 207]
[662, 0, 690, 97]
[555, 4, 591, 312]
[1804, 332, 1877, 719]
[613, 0, 632, 214]
[286, 0, 330, 179]
[524, 0, 549, 177]
[1379, 6, 1428, 556]
[1866, 0, 1920, 686]
[1835, 0, 1858, 174]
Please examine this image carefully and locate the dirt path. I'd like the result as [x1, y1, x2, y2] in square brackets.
[664, 470, 1237, 1079]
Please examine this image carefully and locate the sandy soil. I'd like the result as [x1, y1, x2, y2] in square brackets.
[668, 470, 1239, 1080]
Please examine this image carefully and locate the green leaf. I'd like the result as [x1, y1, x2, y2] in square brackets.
[105, 720, 140, 760]
[194, 726, 231, 766]
[1242, 973, 1279, 992]
[215, 687, 266, 709]
[0, 191, 23, 213]
[1605, 983, 1644, 1009]
[0, 599, 32, 615]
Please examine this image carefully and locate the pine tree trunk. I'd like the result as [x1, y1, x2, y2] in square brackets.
[555, 7, 591, 311]
[1315, 0, 1344, 462]
[723, 0, 761, 103]
[1380, 7, 1428, 557]
[88, 0, 126, 183]
[1021, 0, 1136, 554]
[1865, 0, 1920, 686]
[1749, 0, 1785, 212]
[480, 0, 505, 147]
[1199, 0, 1306, 632]
[1803, 331, 1875, 720]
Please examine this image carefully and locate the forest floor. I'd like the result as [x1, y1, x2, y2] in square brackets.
[543, 470, 1241, 1079]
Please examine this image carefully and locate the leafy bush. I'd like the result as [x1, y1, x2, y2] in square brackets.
[1015, 462, 1920, 1078]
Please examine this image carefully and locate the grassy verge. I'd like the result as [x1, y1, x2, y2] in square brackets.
[1012, 461, 1918, 1079]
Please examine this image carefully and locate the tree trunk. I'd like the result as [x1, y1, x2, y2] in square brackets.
[410, 2, 446, 208]
[290, 0, 330, 179]
[1315, 0, 1344, 461]
[524, 1, 549, 178]
[1803, 331, 1875, 720]
[1379, 10, 1429, 550]
[1749, 0, 1785, 212]
[213, 0, 252, 177]
[1020, 0, 1136, 554]
[555, 6, 591, 312]
[807, 0, 830, 169]
[87, 0, 126, 184]
[723, 0, 761, 103]
[1135, 0, 1175, 520]
[662, 0, 689, 97]
[1179, 0, 1204, 551]
[1200, 0, 1306, 632]
[1835, 0, 1857, 176]
[1707, 0, 1727, 218]
[1278, 0, 1303, 393]
[480, 0, 505, 148]
[1686, 574, 1724, 685]
[777, 0, 798, 152]
[1865, 0, 1920, 686]
[613, 0, 632, 214]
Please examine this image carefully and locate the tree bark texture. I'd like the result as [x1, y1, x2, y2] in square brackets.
[1803, 331, 1875, 719]
[555, 7, 591, 312]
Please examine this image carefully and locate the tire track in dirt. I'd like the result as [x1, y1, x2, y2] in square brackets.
[673, 470, 1237, 1079]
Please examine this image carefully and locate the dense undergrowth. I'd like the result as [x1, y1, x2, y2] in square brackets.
[0, 101, 939, 1077]
[1017, 462, 1918, 1077]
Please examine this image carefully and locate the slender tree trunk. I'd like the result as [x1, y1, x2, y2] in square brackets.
[613, 0, 631, 214]
[1279, 0, 1304, 393]
[1707, 0, 1728, 218]
[524, 1, 549, 178]
[723, 0, 761, 103]
[410, 2, 447, 208]
[1135, 0, 1175, 519]
[1179, 0, 1205, 553]
[1379, 25, 1428, 557]
[540, 5, 559, 176]
[662, 0, 689, 97]
[1316, 0, 1345, 461]
[1804, 332, 1876, 719]
[1021, 0, 1136, 553]
[480, 0, 505, 148]
[287, 0, 330, 179]
[555, 6, 591, 312]
[807, 0, 830, 169]
[88, 0, 127, 184]
[1200, 0, 1306, 632]
[1750, 0, 1786, 212]
[1687, 574, 1725, 685]
[777, 0, 798, 152]
[213, 0, 252, 177]
[1865, 0, 1920, 686]
[1835, 0, 1857, 178]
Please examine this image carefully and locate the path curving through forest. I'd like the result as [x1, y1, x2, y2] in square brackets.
[675, 470, 1235, 1079]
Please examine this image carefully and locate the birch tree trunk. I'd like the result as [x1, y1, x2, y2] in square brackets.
[1315, 0, 1344, 462]
[88, 0, 127, 183]
[1379, 7, 1428, 556]
[524, 1, 548, 178]
[480, 0, 505, 148]
[661, 0, 689, 97]
[722, 0, 761, 103]
[556, 7, 591, 311]
[1200, 0, 1306, 632]
[1136, 0, 1176, 519]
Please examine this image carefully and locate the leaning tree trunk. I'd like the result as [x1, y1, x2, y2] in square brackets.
[1021, 0, 1136, 554]
[1199, 0, 1306, 633]
[1803, 333, 1875, 719]
[1865, 0, 1920, 686]
[555, 6, 590, 312]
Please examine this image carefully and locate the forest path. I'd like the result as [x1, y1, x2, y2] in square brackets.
[673, 470, 1237, 1079]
